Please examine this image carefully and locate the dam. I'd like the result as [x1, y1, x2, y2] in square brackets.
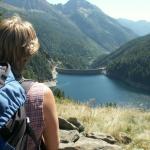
[56, 67, 106, 75]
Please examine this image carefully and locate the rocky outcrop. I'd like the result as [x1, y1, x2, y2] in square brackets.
[59, 117, 122, 150]
[60, 136, 121, 150]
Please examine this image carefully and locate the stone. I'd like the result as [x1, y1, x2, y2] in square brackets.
[59, 117, 78, 130]
[74, 137, 121, 150]
[67, 117, 85, 132]
[59, 136, 122, 150]
[85, 132, 117, 144]
[59, 143, 78, 150]
[60, 130, 80, 143]
[119, 132, 132, 144]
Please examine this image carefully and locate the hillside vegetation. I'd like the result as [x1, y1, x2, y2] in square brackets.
[91, 34, 150, 88]
[23, 51, 52, 81]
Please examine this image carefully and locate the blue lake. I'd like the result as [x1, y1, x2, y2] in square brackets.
[57, 74, 150, 109]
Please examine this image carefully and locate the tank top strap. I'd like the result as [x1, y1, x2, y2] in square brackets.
[25, 82, 45, 150]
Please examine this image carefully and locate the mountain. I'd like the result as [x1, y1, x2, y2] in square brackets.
[91, 34, 150, 88]
[3, 0, 52, 11]
[0, 0, 137, 80]
[118, 18, 150, 36]
[1, 0, 105, 70]
[55, 0, 137, 52]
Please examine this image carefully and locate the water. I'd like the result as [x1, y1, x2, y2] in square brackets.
[56, 74, 150, 109]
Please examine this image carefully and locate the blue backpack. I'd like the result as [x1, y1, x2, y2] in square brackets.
[0, 63, 41, 150]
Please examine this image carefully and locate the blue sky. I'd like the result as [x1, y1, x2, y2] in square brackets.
[47, 0, 150, 21]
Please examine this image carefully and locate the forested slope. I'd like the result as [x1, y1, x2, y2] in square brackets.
[92, 34, 150, 88]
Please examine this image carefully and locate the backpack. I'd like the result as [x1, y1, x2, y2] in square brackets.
[0, 63, 44, 150]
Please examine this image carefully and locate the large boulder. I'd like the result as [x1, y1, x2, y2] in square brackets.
[59, 117, 78, 130]
[67, 117, 85, 132]
[60, 130, 80, 143]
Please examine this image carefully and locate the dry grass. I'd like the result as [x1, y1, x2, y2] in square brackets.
[56, 99, 150, 150]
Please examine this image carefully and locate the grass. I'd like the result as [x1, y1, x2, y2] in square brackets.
[56, 98, 150, 150]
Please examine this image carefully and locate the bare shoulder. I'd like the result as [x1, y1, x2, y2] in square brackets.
[40, 84, 59, 149]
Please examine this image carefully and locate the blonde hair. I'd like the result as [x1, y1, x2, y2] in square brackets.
[0, 15, 39, 73]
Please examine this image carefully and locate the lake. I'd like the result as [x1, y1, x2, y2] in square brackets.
[56, 74, 150, 109]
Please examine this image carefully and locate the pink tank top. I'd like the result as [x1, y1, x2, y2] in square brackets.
[25, 82, 45, 150]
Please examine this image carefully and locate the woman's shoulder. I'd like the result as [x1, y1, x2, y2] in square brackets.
[28, 82, 48, 91]
[33, 83, 56, 109]
[28, 82, 53, 98]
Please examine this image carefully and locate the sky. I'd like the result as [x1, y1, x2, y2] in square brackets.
[47, 0, 150, 21]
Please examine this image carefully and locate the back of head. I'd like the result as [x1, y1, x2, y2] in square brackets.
[0, 15, 39, 75]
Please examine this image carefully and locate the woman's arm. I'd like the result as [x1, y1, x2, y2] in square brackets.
[43, 86, 59, 150]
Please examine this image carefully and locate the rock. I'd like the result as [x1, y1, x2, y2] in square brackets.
[60, 130, 80, 143]
[74, 137, 121, 150]
[85, 132, 117, 144]
[67, 117, 85, 132]
[59, 117, 78, 130]
[59, 136, 122, 150]
[119, 132, 132, 144]
[58, 117, 122, 150]
[59, 143, 77, 150]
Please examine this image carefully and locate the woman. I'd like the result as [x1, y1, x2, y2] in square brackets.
[0, 16, 59, 150]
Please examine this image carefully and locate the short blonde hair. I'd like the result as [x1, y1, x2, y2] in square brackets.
[0, 15, 39, 73]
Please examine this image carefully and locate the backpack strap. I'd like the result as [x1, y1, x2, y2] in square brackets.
[0, 106, 28, 149]
[20, 79, 34, 94]
[26, 123, 41, 150]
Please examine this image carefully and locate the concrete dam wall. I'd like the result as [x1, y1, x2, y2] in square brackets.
[56, 68, 106, 75]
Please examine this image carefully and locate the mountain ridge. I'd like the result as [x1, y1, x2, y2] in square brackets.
[1, 1, 105, 70]
[0, 0, 137, 75]
[118, 18, 150, 36]
[55, 0, 137, 52]
[3, 0, 52, 11]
